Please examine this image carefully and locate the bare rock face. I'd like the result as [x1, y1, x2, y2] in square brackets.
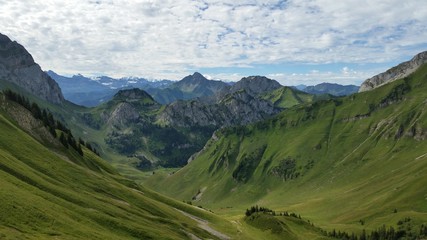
[107, 102, 140, 127]
[359, 51, 427, 92]
[158, 90, 279, 127]
[0, 33, 64, 104]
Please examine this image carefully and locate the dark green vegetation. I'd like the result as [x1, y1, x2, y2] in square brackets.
[76, 88, 216, 168]
[0, 92, 249, 239]
[2, 90, 100, 156]
[145, 63, 427, 237]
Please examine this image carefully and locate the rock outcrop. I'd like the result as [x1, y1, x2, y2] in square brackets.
[0, 33, 64, 104]
[359, 51, 427, 92]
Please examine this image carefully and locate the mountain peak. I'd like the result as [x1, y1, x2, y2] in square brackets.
[113, 88, 155, 102]
[180, 72, 209, 83]
[0, 33, 64, 104]
[359, 51, 427, 92]
[192, 71, 205, 79]
[227, 75, 282, 96]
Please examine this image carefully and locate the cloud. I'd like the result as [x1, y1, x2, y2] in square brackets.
[0, 0, 426, 83]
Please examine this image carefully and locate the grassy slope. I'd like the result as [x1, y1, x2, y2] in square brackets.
[261, 86, 315, 109]
[0, 98, 247, 239]
[145, 64, 427, 235]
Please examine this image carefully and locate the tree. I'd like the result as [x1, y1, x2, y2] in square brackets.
[59, 132, 68, 148]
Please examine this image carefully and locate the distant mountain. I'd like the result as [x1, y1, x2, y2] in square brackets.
[0, 33, 64, 104]
[146, 72, 229, 104]
[218, 75, 282, 99]
[158, 75, 287, 128]
[292, 84, 307, 90]
[301, 82, 359, 96]
[47, 71, 172, 107]
[359, 51, 427, 92]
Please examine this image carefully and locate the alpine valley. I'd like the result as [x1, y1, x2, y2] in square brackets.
[1, 31, 427, 240]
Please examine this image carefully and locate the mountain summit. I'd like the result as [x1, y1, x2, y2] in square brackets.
[0, 33, 64, 104]
[359, 51, 427, 92]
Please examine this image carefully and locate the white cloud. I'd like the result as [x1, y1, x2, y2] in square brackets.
[0, 0, 426, 82]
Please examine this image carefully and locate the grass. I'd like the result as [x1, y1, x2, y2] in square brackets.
[0, 97, 247, 239]
[143, 63, 427, 236]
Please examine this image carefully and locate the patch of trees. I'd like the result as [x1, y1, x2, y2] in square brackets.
[243, 205, 427, 240]
[269, 157, 300, 181]
[323, 217, 427, 240]
[105, 122, 214, 167]
[232, 145, 267, 183]
[245, 205, 275, 217]
[3, 90, 99, 156]
[379, 79, 411, 108]
[245, 205, 304, 218]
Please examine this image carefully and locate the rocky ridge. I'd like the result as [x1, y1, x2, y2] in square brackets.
[359, 51, 427, 92]
[158, 76, 282, 128]
[0, 33, 64, 104]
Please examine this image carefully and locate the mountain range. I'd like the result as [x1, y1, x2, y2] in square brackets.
[48, 70, 359, 107]
[1, 31, 427, 239]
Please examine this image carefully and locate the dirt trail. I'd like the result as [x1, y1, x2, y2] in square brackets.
[176, 209, 230, 240]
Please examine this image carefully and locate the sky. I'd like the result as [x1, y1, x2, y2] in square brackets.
[1, 0, 427, 86]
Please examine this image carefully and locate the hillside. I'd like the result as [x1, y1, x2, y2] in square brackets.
[0, 92, 247, 239]
[145, 63, 427, 236]
[260, 86, 318, 109]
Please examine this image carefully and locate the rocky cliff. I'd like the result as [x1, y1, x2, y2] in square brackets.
[158, 89, 279, 127]
[101, 88, 158, 127]
[158, 76, 283, 127]
[359, 51, 427, 92]
[0, 33, 64, 104]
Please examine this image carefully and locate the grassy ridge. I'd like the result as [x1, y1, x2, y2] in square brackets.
[145, 64, 427, 234]
[0, 97, 243, 239]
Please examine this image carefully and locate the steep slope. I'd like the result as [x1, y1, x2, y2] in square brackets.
[0, 33, 63, 104]
[302, 83, 359, 96]
[0, 93, 242, 239]
[145, 63, 427, 235]
[359, 51, 427, 92]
